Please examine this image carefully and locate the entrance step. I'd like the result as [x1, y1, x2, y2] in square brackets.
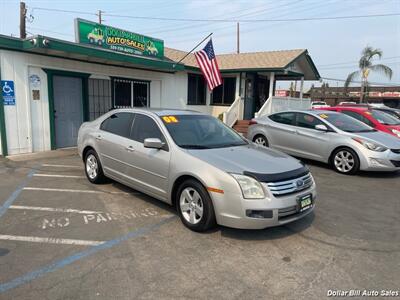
[232, 120, 251, 137]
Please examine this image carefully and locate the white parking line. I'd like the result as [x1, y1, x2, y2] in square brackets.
[9, 205, 101, 214]
[42, 164, 81, 168]
[33, 174, 85, 179]
[0, 235, 104, 246]
[23, 187, 137, 195]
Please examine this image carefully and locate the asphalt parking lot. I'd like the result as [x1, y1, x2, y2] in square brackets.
[0, 149, 399, 300]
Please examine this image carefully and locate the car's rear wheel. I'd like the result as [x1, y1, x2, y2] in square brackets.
[253, 134, 269, 147]
[176, 179, 216, 232]
[84, 150, 106, 183]
[332, 148, 360, 175]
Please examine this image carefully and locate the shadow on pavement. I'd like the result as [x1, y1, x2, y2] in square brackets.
[218, 212, 315, 241]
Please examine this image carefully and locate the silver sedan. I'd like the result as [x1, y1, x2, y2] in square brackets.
[78, 109, 316, 232]
[248, 110, 400, 174]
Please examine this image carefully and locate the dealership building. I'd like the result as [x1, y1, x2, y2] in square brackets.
[0, 19, 319, 156]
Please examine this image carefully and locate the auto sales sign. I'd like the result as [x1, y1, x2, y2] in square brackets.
[75, 19, 164, 58]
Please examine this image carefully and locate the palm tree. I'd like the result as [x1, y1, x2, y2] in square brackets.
[345, 46, 393, 102]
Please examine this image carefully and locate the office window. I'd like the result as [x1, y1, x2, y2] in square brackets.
[211, 77, 236, 105]
[187, 74, 206, 105]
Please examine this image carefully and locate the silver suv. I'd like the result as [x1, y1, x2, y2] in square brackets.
[78, 109, 316, 232]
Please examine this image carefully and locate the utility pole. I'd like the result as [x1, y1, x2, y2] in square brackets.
[97, 10, 103, 24]
[20, 2, 27, 39]
[236, 22, 240, 54]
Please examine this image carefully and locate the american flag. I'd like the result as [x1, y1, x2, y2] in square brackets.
[194, 39, 222, 91]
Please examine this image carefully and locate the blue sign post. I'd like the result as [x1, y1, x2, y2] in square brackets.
[1, 80, 15, 106]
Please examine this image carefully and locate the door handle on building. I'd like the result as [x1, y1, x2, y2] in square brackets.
[126, 146, 135, 152]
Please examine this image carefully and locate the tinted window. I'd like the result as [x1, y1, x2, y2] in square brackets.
[211, 77, 236, 105]
[341, 110, 374, 127]
[131, 114, 165, 143]
[269, 112, 296, 125]
[100, 113, 134, 138]
[187, 74, 206, 105]
[296, 113, 324, 129]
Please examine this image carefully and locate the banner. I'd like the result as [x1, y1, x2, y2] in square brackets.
[75, 19, 164, 58]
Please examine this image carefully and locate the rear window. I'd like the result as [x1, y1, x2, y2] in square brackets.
[269, 112, 296, 125]
[100, 113, 134, 138]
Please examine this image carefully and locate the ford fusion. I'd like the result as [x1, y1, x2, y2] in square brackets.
[78, 109, 316, 232]
[248, 110, 400, 174]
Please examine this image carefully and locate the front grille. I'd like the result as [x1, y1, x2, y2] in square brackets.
[391, 149, 400, 154]
[390, 160, 400, 167]
[265, 173, 313, 197]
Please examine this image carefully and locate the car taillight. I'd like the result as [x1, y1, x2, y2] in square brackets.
[249, 119, 258, 125]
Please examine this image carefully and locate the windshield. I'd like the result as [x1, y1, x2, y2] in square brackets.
[318, 112, 375, 133]
[312, 102, 327, 105]
[161, 114, 248, 149]
[370, 109, 400, 125]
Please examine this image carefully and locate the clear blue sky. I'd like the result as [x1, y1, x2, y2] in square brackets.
[0, 0, 399, 89]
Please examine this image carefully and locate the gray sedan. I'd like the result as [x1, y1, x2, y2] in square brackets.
[248, 110, 400, 174]
[78, 109, 316, 232]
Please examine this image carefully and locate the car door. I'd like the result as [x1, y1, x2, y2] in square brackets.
[292, 112, 333, 161]
[266, 112, 298, 154]
[96, 112, 135, 179]
[124, 113, 171, 200]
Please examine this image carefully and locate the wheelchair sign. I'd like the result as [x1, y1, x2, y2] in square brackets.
[1, 80, 15, 105]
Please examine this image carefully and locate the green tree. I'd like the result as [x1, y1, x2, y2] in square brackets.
[345, 46, 393, 102]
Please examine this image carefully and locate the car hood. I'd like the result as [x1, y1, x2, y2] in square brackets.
[352, 131, 400, 148]
[187, 143, 304, 174]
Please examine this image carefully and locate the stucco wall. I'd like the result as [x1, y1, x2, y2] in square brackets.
[0, 50, 235, 155]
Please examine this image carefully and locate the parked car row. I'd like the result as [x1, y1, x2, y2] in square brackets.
[249, 107, 400, 175]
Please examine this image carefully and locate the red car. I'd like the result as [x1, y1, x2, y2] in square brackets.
[317, 106, 400, 138]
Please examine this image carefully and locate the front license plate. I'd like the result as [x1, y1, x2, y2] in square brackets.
[298, 194, 312, 212]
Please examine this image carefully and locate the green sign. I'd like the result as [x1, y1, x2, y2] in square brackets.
[75, 19, 164, 58]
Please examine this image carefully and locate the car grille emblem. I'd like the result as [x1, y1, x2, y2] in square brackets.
[296, 180, 304, 188]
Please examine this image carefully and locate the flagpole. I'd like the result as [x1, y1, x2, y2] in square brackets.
[173, 32, 213, 68]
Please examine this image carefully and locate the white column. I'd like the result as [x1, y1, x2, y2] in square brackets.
[269, 72, 275, 99]
[300, 76, 304, 99]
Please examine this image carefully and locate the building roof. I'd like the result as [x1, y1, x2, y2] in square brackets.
[164, 47, 320, 80]
[165, 48, 304, 70]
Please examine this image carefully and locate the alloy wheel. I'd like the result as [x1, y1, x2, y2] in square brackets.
[334, 150, 355, 173]
[179, 187, 204, 225]
[254, 136, 267, 147]
[86, 154, 98, 180]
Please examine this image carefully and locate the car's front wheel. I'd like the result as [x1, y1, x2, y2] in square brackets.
[176, 179, 216, 232]
[331, 148, 360, 175]
[84, 149, 106, 183]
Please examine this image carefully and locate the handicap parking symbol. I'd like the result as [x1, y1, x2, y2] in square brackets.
[1, 80, 16, 105]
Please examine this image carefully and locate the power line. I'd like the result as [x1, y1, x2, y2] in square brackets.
[318, 56, 400, 67]
[320, 77, 400, 86]
[31, 7, 400, 23]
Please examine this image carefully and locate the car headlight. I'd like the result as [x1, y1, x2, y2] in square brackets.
[352, 138, 387, 152]
[391, 129, 400, 138]
[231, 174, 265, 199]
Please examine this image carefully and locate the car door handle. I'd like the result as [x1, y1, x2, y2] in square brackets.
[96, 135, 102, 141]
[125, 146, 135, 152]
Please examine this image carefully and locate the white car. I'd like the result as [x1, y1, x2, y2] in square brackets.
[311, 101, 330, 109]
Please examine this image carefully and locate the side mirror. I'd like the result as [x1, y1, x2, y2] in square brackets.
[144, 138, 165, 149]
[315, 124, 328, 132]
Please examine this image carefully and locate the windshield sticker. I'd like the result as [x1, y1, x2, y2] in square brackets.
[319, 114, 329, 119]
[162, 116, 179, 123]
